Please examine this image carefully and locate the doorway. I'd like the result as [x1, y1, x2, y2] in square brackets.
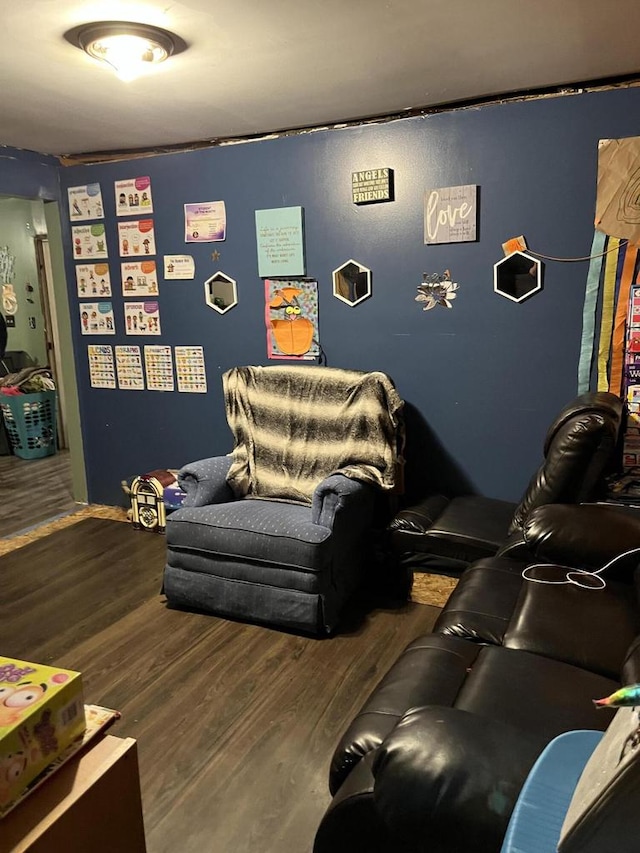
[0, 195, 87, 529]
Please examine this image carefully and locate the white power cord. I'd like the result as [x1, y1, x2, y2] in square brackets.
[522, 547, 640, 591]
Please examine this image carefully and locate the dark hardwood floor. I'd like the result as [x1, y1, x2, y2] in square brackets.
[1, 517, 440, 853]
[0, 449, 78, 537]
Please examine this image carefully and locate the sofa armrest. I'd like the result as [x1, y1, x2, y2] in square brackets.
[312, 475, 372, 527]
[502, 503, 640, 575]
[371, 706, 545, 853]
[177, 456, 234, 507]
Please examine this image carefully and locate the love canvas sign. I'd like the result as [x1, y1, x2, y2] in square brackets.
[424, 185, 477, 244]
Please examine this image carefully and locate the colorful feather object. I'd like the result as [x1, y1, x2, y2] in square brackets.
[593, 684, 640, 708]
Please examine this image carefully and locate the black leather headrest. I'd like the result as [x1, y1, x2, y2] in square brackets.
[544, 391, 623, 456]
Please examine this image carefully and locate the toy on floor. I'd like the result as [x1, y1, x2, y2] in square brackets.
[122, 469, 186, 533]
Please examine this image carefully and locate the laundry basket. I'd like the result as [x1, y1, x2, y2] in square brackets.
[0, 391, 57, 459]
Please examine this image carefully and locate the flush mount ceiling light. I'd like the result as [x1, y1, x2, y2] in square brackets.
[65, 21, 186, 82]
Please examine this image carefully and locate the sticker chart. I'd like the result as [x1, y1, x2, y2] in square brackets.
[115, 345, 145, 390]
[175, 346, 207, 393]
[144, 345, 174, 391]
[87, 345, 116, 389]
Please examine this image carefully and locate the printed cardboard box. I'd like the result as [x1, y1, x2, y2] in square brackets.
[0, 657, 86, 812]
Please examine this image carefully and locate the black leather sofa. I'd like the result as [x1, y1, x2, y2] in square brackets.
[390, 391, 624, 572]
[313, 502, 640, 853]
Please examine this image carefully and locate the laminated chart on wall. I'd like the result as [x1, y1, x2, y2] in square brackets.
[144, 345, 174, 391]
[121, 261, 159, 296]
[75, 263, 111, 297]
[87, 345, 115, 389]
[67, 183, 104, 221]
[115, 345, 145, 390]
[124, 301, 161, 335]
[118, 219, 156, 257]
[264, 280, 319, 360]
[79, 302, 115, 335]
[72, 224, 108, 260]
[115, 176, 153, 216]
[175, 346, 207, 393]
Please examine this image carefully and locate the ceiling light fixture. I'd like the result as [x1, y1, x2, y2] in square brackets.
[66, 21, 185, 82]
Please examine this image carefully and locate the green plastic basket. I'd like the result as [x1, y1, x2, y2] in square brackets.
[0, 391, 57, 459]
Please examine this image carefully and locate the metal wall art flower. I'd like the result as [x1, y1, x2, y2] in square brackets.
[416, 270, 459, 310]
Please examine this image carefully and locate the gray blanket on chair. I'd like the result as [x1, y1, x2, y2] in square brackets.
[223, 365, 404, 504]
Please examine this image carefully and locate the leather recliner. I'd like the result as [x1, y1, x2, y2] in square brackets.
[389, 391, 624, 572]
[314, 502, 640, 853]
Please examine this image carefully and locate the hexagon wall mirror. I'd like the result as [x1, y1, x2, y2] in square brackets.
[332, 259, 372, 306]
[205, 271, 237, 314]
[494, 251, 543, 303]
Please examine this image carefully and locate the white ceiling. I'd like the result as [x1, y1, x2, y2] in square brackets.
[4, 0, 640, 158]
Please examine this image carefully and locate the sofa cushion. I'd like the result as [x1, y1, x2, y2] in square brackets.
[167, 499, 332, 572]
[328, 631, 618, 798]
[435, 558, 640, 679]
[390, 495, 515, 563]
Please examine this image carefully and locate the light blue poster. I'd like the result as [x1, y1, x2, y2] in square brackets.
[255, 206, 305, 278]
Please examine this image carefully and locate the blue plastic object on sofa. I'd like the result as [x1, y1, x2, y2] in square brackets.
[500, 730, 603, 853]
[163, 366, 404, 634]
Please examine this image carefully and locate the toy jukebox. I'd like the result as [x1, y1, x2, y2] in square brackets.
[130, 474, 167, 533]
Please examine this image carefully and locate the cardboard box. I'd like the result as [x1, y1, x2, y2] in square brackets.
[0, 657, 86, 812]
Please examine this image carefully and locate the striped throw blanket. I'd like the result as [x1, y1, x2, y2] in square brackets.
[223, 365, 404, 503]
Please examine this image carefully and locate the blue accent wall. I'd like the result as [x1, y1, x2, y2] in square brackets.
[0, 145, 60, 200]
[56, 87, 640, 506]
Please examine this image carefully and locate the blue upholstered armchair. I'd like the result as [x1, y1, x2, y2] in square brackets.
[163, 365, 404, 634]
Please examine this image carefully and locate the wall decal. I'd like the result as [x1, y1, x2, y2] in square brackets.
[424, 185, 477, 244]
[416, 271, 459, 310]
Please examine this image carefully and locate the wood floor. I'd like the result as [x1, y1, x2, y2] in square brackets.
[0, 449, 78, 538]
[0, 517, 440, 853]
